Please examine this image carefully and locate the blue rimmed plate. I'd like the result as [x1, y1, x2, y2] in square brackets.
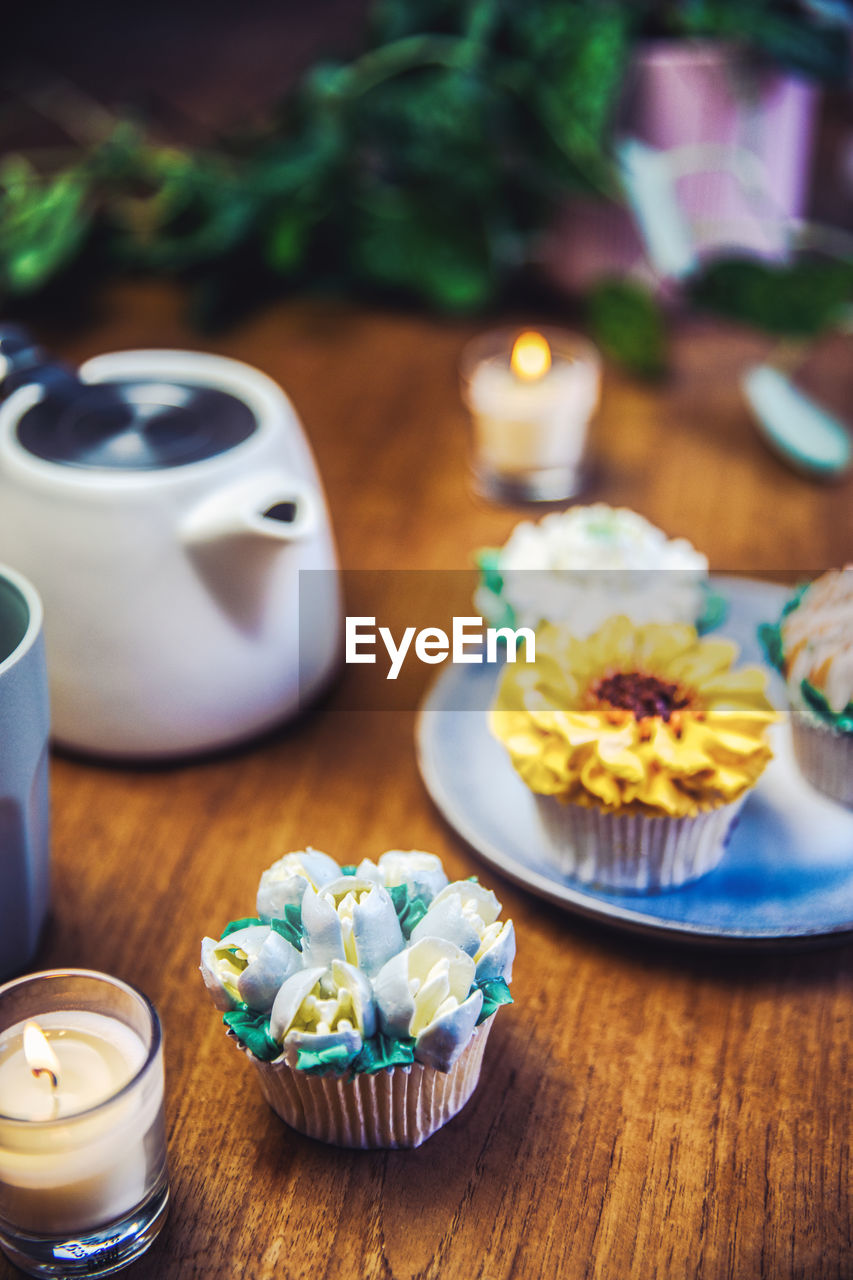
[415, 577, 853, 946]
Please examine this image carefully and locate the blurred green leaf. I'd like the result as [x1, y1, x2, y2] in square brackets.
[0, 159, 91, 294]
[587, 278, 669, 378]
[689, 256, 853, 337]
[506, 3, 632, 193]
[352, 185, 496, 308]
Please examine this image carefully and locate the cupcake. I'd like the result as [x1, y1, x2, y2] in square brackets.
[200, 849, 514, 1148]
[760, 568, 853, 808]
[475, 504, 724, 638]
[490, 617, 778, 892]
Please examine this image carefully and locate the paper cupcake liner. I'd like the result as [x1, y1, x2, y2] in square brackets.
[534, 794, 746, 892]
[240, 1017, 494, 1149]
[790, 708, 853, 809]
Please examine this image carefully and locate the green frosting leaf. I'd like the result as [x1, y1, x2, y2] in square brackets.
[800, 680, 853, 734]
[474, 549, 519, 632]
[295, 1042, 357, 1076]
[472, 976, 513, 1024]
[221, 917, 263, 939]
[758, 582, 814, 673]
[352, 1032, 416, 1074]
[270, 907, 304, 952]
[341, 864, 358, 876]
[696, 587, 728, 635]
[224, 1005, 281, 1062]
[388, 884, 431, 939]
[475, 548, 504, 598]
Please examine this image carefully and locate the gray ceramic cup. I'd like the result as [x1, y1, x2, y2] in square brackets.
[0, 564, 50, 979]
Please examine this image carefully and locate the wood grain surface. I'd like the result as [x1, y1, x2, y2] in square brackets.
[2, 283, 851, 1280]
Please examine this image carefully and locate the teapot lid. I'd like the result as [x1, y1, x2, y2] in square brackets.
[14, 378, 257, 471]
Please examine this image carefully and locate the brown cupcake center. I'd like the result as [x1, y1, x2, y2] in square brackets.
[590, 671, 692, 722]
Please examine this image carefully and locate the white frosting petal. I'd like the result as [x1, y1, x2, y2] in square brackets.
[373, 937, 478, 1068]
[410, 896, 481, 955]
[269, 967, 326, 1043]
[371, 950, 416, 1039]
[237, 931, 303, 1013]
[256, 848, 341, 920]
[411, 882, 502, 956]
[377, 850, 449, 903]
[474, 919, 516, 983]
[306, 877, 404, 977]
[300, 886, 346, 969]
[200, 926, 275, 1012]
[414, 991, 483, 1071]
[200, 936, 239, 1012]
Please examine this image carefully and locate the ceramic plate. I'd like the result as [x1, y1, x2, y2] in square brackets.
[416, 577, 853, 947]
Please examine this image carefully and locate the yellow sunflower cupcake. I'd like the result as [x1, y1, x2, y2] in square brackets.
[490, 617, 779, 891]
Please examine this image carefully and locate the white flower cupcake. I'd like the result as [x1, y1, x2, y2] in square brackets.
[760, 568, 853, 808]
[200, 848, 514, 1147]
[475, 503, 721, 639]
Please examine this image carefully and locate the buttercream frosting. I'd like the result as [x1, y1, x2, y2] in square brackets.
[200, 849, 513, 1074]
[780, 567, 853, 721]
[476, 504, 712, 638]
[490, 616, 778, 817]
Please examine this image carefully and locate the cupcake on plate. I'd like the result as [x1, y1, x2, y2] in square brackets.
[759, 567, 853, 808]
[490, 617, 778, 892]
[200, 849, 514, 1148]
[475, 504, 724, 638]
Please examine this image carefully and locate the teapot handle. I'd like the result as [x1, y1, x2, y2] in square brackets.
[181, 475, 319, 548]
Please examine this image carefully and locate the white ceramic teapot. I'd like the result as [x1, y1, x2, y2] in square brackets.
[0, 337, 341, 759]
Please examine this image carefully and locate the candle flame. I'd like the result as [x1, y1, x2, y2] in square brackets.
[511, 331, 551, 382]
[24, 1021, 60, 1089]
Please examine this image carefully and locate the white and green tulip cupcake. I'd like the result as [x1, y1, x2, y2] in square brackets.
[200, 848, 514, 1148]
[760, 567, 853, 808]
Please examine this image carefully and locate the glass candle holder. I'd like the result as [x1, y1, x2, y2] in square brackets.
[0, 970, 168, 1278]
[459, 327, 601, 504]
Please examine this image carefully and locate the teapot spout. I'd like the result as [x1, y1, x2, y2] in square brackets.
[182, 475, 318, 549]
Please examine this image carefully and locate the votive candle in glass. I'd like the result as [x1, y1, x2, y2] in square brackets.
[459, 327, 601, 503]
[0, 969, 168, 1278]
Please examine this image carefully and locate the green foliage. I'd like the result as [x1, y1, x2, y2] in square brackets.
[657, 0, 852, 82]
[0, 0, 850, 369]
[587, 279, 669, 379]
[689, 257, 853, 337]
[0, 157, 92, 293]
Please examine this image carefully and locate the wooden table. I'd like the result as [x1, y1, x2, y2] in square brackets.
[2, 284, 851, 1279]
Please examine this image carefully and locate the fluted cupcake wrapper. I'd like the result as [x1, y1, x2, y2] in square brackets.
[790, 708, 853, 809]
[238, 1017, 494, 1148]
[534, 794, 747, 892]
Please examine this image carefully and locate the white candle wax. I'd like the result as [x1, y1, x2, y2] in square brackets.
[467, 354, 599, 477]
[0, 1011, 158, 1235]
